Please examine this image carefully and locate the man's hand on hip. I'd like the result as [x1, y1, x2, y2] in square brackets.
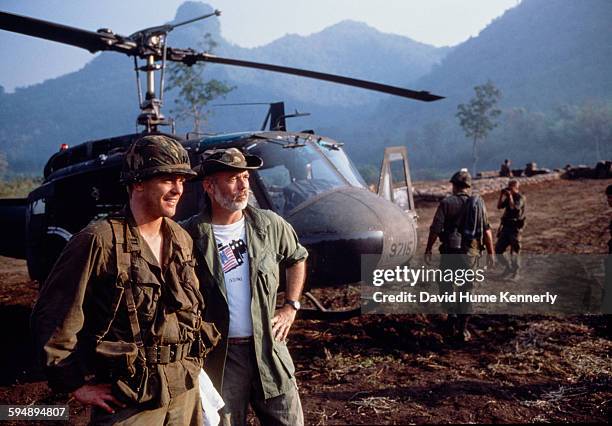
[271, 305, 297, 342]
[72, 383, 125, 413]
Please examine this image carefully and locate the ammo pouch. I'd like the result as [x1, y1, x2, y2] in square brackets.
[95, 341, 138, 378]
[447, 230, 463, 250]
[113, 357, 153, 404]
[94, 340, 153, 404]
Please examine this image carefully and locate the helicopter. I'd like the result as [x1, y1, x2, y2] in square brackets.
[0, 10, 443, 319]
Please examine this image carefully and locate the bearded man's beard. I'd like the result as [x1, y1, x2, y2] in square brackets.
[212, 186, 248, 212]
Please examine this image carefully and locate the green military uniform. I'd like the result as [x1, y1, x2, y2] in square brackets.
[430, 191, 490, 258]
[182, 205, 308, 423]
[31, 212, 205, 422]
[31, 135, 208, 425]
[495, 192, 526, 274]
[429, 185, 491, 338]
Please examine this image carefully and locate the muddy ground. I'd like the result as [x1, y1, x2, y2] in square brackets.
[0, 178, 610, 424]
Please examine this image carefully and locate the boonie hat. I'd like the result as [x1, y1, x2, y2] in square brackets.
[121, 135, 197, 184]
[195, 147, 263, 177]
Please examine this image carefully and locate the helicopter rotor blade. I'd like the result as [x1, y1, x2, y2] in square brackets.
[0, 11, 136, 54]
[170, 50, 444, 102]
[0, 10, 445, 102]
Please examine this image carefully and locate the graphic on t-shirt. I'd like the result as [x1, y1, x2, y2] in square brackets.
[218, 239, 247, 273]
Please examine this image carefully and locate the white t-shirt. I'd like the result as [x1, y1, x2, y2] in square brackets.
[212, 218, 253, 338]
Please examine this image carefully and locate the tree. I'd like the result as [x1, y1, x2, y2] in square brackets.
[166, 34, 235, 133]
[0, 151, 7, 180]
[574, 100, 612, 161]
[456, 81, 502, 176]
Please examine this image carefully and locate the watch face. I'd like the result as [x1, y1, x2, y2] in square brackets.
[287, 300, 301, 310]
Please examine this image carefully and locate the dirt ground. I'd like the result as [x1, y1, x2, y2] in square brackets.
[0, 178, 610, 424]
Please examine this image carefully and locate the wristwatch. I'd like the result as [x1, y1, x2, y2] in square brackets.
[284, 299, 301, 311]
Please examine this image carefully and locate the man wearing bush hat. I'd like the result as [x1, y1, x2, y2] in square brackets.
[182, 147, 308, 426]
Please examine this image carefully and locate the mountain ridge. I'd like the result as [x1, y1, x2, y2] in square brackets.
[0, 1, 447, 173]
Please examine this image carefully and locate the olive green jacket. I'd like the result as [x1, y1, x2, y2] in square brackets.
[181, 206, 308, 399]
[30, 211, 203, 407]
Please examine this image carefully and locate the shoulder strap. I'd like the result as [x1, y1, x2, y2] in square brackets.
[109, 219, 145, 352]
[462, 195, 485, 247]
[165, 219, 193, 263]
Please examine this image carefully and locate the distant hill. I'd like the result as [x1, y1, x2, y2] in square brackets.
[417, 0, 612, 110]
[218, 19, 449, 106]
[344, 0, 612, 177]
[0, 1, 447, 174]
[3, 0, 609, 179]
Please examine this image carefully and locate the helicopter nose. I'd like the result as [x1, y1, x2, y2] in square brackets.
[286, 187, 417, 288]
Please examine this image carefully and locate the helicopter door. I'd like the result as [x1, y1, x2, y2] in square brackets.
[377, 146, 415, 213]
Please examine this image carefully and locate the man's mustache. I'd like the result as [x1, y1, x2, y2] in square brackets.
[234, 191, 248, 199]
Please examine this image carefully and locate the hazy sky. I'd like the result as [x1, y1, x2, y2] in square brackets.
[0, 0, 519, 91]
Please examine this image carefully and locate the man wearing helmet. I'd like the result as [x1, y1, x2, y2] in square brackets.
[181, 148, 308, 426]
[424, 169, 495, 341]
[31, 135, 216, 425]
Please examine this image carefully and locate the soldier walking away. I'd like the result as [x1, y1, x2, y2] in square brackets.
[495, 180, 526, 280]
[31, 135, 219, 425]
[424, 169, 495, 342]
[182, 148, 308, 426]
[499, 159, 512, 177]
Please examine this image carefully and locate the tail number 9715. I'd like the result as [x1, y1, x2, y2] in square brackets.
[389, 241, 411, 258]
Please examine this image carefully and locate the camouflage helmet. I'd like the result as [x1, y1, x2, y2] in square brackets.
[449, 168, 472, 188]
[121, 135, 197, 184]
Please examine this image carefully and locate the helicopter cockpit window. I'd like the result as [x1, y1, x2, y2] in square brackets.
[315, 140, 367, 188]
[250, 139, 347, 214]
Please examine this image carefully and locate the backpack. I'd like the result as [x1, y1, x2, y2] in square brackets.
[462, 194, 486, 246]
[445, 194, 486, 253]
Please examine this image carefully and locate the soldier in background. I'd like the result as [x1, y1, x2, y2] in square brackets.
[425, 169, 495, 342]
[499, 159, 512, 177]
[495, 180, 526, 280]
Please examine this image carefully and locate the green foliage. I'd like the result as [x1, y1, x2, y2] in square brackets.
[573, 101, 612, 162]
[456, 81, 502, 175]
[0, 152, 7, 179]
[166, 34, 235, 133]
[454, 100, 612, 171]
[0, 176, 42, 198]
